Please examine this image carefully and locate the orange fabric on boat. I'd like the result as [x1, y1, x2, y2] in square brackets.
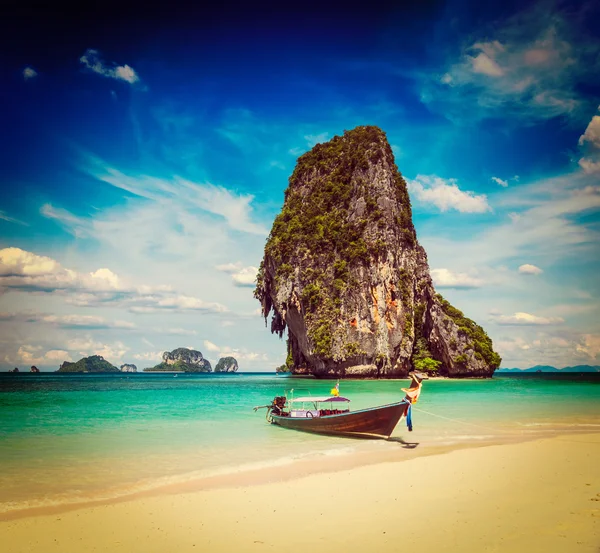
[401, 381, 422, 404]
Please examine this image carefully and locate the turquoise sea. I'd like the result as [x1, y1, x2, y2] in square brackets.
[1, 372, 599, 515]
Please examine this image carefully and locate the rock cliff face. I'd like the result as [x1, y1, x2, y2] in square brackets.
[254, 126, 500, 378]
[120, 363, 137, 373]
[214, 356, 239, 373]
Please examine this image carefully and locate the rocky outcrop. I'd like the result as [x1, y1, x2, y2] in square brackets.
[214, 356, 239, 373]
[30, 366, 40, 373]
[255, 126, 500, 378]
[144, 348, 212, 372]
[120, 363, 137, 373]
[57, 355, 120, 373]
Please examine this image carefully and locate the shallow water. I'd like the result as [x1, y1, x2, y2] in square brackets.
[1, 372, 599, 513]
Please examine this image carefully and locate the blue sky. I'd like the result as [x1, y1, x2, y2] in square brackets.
[1, 0, 599, 370]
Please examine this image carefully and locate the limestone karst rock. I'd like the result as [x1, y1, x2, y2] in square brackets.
[144, 347, 212, 372]
[214, 356, 239, 373]
[254, 126, 500, 378]
[120, 363, 138, 373]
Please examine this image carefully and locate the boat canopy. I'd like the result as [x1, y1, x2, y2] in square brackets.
[289, 396, 350, 403]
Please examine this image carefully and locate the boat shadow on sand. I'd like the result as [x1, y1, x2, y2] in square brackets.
[386, 437, 420, 449]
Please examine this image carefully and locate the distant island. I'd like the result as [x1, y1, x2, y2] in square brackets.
[214, 356, 238, 373]
[143, 347, 239, 373]
[496, 365, 599, 373]
[57, 355, 120, 373]
[144, 347, 212, 372]
[45, 348, 240, 374]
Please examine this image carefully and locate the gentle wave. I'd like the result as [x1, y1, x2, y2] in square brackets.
[0, 444, 362, 515]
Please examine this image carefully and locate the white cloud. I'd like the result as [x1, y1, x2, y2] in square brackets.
[431, 268, 483, 289]
[19, 313, 135, 329]
[518, 264, 543, 275]
[113, 65, 138, 84]
[0, 247, 121, 292]
[22, 67, 37, 80]
[578, 108, 600, 173]
[406, 175, 491, 213]
[216, 262, 258, 287]
[495, 336, 532, 355]
[132, 351, 163, 362]
[576, 334, 600, 361]
[421, 170, 600, 274]
[0, 247, 62, 277]
[578, 158, 600, 174]
[148, 295, 227, 312]
[578, 112, 600, 148]
[287, 133, 330, 157]
[470, 52, 504, 77]
[45, 315, 134, 329]
[157, 327, 197, 336]
[492, 176, 509, 187]
[421, 5, 598, 122]
[81, 160, 268, 236]
[66, 337, 128, 362]
[0, 247, 228, 314]
[304, 133, 329, 147]
[216, 262, 243, 273]
[0, 210, 27, 226]
[40, 204, 90, 238]
[231, 266, 258, 287]
[202, 339, 268, 363]
[491, 312, 564, 325]
[496, 330, 600, 368]
[79, 49, 139, 84]
[203, 340, 220, 352]
[6, 346, 72, 368]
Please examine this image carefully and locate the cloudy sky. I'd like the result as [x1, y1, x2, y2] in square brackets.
[1, 0, 599, 371]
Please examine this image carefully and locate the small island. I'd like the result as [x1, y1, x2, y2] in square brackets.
[120, 364, 138, 373]
[214, 356, 239, 373]
[144, 347, 212, 372]
[57, 355, 120, 373]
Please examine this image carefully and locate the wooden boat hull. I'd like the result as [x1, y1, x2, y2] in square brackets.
[270, 401, 408, 439]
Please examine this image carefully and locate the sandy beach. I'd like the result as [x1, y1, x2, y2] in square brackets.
[1, 433, 599, 553]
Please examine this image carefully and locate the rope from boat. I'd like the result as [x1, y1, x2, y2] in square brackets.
[413, 406, 600, 444]
[411, 406, 518, 434]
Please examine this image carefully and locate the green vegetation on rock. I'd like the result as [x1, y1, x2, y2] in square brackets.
[255, 126, 415, 360]
[435, 293, 502, 369]
[412, 338, 441, 373]
[143, 347, 212, 372]
[143, 360, 210, 372]
[57, 355, 119, 373]
[214, 356, 239, 373]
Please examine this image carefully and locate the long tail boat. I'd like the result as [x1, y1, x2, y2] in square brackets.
[254, 371, 427, 439]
